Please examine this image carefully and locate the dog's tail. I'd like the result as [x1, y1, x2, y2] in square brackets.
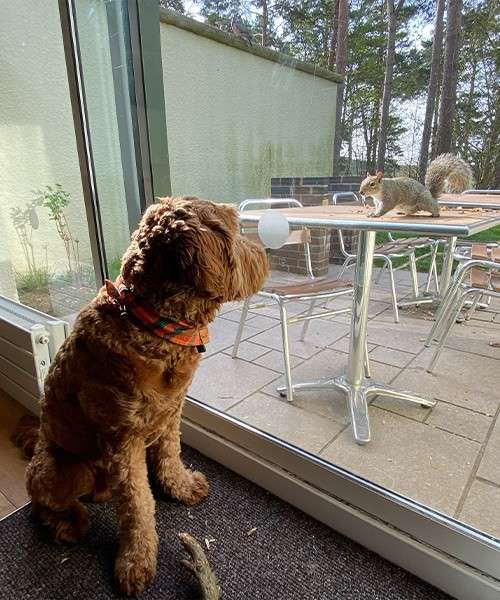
[11, 414, 40, 459]
[425, 153, 473, 198]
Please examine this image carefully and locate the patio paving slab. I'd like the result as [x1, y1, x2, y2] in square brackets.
[328, 335, 377, 355]
[321, 407, 480, 516]
[442, 321, 500, 361]
[224, 339, 271, 361]
[366, 318, 431, 354]
[204, 317, 261, 358]
[426, 402, 493, 443]
[459, 479, 500, 538]
[369, 345, 416, 368]
[250, 349, 303, 373]
[476, 415, 500, 486]
[371, 395, 432, 422]
[391, 347, 500, 417]
[189, 353, 279, 411]
[229, 392, 343, 454]
[249, 319, 351, 359]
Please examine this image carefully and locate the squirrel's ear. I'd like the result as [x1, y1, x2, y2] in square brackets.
[375, 171, 384, 181]
[366, 171, 371, 178]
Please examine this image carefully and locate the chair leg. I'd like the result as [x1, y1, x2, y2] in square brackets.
[337, 257, 354, 280]
[364, 340, 371, 378]
[425, 263, 470, 346]
[231, 297, 250, 358]
[427, 292, 469, 373]
[409, 252, 419, 298]
[277, 300, 294, 402]
[387, 260, 399, 323]
[425, 244, 438, 293]
[375, 261, 388, 284]
[465, 293, 481, 321]
[299, 299, 316, 341]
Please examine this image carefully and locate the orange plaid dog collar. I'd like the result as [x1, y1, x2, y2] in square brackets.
[105, 276, 209, 353]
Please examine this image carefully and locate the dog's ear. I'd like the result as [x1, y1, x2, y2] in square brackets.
[122, 197, 236, 299]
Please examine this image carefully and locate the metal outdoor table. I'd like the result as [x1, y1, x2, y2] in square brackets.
[399, 194, 500, 308]
[240, 205, 500, 444]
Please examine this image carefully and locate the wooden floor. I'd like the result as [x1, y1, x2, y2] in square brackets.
[0, 391, 30, 518]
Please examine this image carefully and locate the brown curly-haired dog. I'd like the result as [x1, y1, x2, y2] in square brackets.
[17, 196, 267, 596]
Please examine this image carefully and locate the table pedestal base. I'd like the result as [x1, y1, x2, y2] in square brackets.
[278, 376, 436, 445]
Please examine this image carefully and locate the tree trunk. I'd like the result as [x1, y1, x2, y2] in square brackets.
[417, 0, 445, 181]
[435, 0, 462, 156]
[261, 0, 269, 47]
[328, 0, 340, 70]
[332, 0, 348, 175]
[461, 57, 477, 161]
[376, 0, 404, 172]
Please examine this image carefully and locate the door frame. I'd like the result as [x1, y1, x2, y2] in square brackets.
[56, 1, 500, 594]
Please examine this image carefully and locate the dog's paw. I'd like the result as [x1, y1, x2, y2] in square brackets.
[115, 545, 157, 596]
[38, 501, 89, 544]
[171, 470, 209, 506]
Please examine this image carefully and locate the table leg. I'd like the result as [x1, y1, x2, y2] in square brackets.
[276, 229, 436, 445]
[343, 230, 375, 442]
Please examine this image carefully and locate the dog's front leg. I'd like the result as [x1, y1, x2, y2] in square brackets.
[149, 407, 208, 506]
[111, 440, 158, 596]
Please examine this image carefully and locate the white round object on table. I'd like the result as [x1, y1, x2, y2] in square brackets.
[258, 210, 290, 249]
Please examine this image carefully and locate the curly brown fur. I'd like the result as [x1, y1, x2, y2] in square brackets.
[11, 414, 40, 459]
[15, 196, 267, 596]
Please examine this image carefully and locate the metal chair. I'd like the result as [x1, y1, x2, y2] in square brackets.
[425, 246, 500, 372]
[332, 193, 439, 322]
[232, 198, 370, 402]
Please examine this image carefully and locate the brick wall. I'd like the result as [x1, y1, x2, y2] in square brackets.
[269, 176, 362, 276]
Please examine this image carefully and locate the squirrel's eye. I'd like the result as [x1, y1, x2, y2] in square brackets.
[370, 182, 375, 187]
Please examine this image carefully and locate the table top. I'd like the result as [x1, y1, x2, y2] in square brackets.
[240, 204, 500, 237]
[439, 193, 500, 210]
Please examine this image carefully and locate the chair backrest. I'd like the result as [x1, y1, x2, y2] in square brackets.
[238, 198, 314, 278]
[331, 192, 362, 257]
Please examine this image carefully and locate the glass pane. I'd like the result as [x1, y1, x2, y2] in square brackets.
[0, 1, 97, 318]
[157, 5, 500, 544]
[74, 0, 143, 279]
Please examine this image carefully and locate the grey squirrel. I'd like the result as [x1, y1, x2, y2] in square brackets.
[359, 153, 473, 217]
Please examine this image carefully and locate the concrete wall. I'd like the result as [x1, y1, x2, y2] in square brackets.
[160, 13, 338, 204]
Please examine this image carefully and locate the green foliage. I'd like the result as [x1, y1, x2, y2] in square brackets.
[16, 267, 53, 292]
[32, 185, 82, 280]
[159, 0, 186, 13]
[33, 184, 70, 221]
[107, 256, 122, 280]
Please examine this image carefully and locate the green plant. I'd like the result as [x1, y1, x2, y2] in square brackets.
[16, 266, 53, 293]
[33, 184, 82, 281]
[9, 200, 42, 277]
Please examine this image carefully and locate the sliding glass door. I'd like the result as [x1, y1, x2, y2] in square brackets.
[12, 2, 496, 597]
[0, 1, 99, 319]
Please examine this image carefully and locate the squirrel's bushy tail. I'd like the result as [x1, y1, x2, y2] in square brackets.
[425, 153, 473, 198]
[11, 414, 40, 459]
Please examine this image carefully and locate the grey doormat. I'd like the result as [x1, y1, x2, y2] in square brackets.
[0, 445, 452, 599]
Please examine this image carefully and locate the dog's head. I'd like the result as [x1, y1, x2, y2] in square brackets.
[120, 196, 267, 317]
